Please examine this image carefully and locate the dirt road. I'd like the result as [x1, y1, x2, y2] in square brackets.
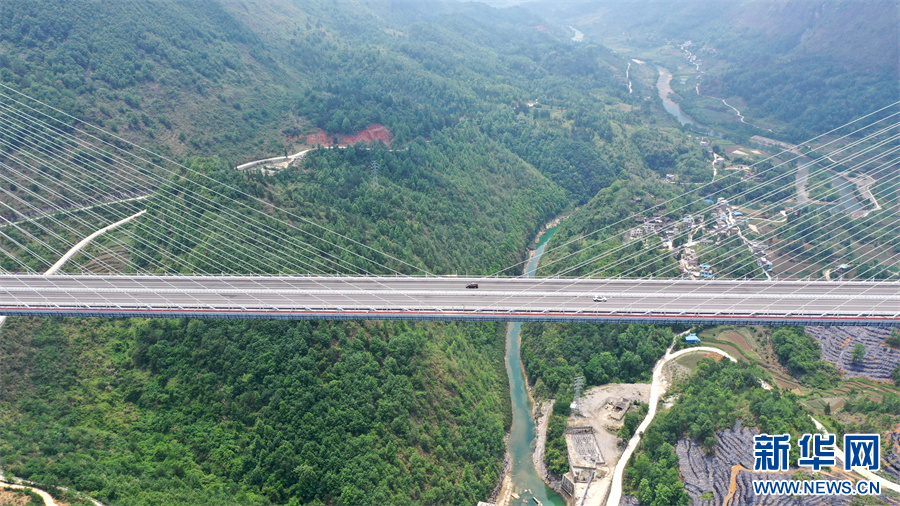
[606, 346, 736, 505]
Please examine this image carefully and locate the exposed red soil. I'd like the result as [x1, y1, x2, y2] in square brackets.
[305, 124, 393, 147]
[303, 130, 331, 145]
[343, 124, 393, 145]
[702, 351, 726, 361]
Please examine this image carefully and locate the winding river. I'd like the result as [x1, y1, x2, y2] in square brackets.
[655, 66, 725, 139]
[656, 66, 700, 128]
[505, 226, 566, 506]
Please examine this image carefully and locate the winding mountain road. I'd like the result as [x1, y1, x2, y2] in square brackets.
[606, 346, 737, 505]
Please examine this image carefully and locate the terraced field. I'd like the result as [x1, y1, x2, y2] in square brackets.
[676, 424, 900, 506]
[806, 327, 900, 380]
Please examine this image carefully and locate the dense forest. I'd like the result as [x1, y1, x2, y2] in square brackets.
[520, 323, 675, 399]
[122, 136, 566, 277]
[0, 316, 509, 505]
[3, 0, 893, 504]
[0, 0, 710, 504]
[519, 322, 676, 477]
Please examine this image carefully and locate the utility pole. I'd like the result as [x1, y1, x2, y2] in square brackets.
[571, 376, 585, 416]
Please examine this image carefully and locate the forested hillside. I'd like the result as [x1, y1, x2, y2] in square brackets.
[530, 0, 900, 141]
[0, 0, 293, 160]
[0, 317, 510, 505]
[521, 323, 676, 399]
[123, 133, 567, 277]
[0, 0, 709, 504]
[625, 359, 816, 506]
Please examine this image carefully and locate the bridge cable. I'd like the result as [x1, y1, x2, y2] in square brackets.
[0, 96, 432, 312]
[491, 102, 900, 279]
[539, 117, 900, 280]
[0, 102, 356, 277]
[472, 121, 900, 312]
[0, 96, 426, 310]
[0, 84, 431, 278]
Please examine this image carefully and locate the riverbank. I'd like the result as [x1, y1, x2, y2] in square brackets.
[530, 215, 568, 248]
[526, 214, 569, 270]
[492, 352, 567, 506]
[488, 434, 513, 505]
[532, 399, 567, 497]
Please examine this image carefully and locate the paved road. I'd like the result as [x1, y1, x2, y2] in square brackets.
[1, 275, 898, 325]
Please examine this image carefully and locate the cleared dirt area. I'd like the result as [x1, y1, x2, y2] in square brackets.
[0, 489, 32, 506]
[305, 124, 393, 147]
[568, 383, 651, 505]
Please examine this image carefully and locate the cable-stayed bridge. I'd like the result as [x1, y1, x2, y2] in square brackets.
[1, 86, 899, 328]
[1, 275, 898, 326]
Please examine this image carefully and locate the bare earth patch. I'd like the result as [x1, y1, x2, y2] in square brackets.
[305, 124, 393, 147]
[565, 383, 651, 504]
[0, 489, 31, 506]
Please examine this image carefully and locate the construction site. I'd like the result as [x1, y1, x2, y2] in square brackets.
[557, 382, 651, 505]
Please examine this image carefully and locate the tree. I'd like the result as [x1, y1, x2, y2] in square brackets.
[886, 329, 900, 349]
[851, 343, 866, 364]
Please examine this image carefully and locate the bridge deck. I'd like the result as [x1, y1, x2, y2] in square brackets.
[1, 275, 898, 326]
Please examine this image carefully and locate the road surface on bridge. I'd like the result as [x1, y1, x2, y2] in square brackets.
[1, 275, 897, 325]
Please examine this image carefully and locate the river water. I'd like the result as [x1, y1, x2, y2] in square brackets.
[655, 66, 725, 139]
[832, 175, 864, 213]
[654, 65, 865, 214]
[568, 26, 584, 42]
[656, 66, 699, 128]
[505, 226, 566, 506]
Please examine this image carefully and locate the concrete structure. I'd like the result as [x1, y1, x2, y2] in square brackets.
[1, 275, 900, 326]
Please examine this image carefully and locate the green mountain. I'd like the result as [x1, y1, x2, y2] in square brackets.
[1, 1, 897, 504]
[526, 0, 900, 140]
[0, 1, 695, 504]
